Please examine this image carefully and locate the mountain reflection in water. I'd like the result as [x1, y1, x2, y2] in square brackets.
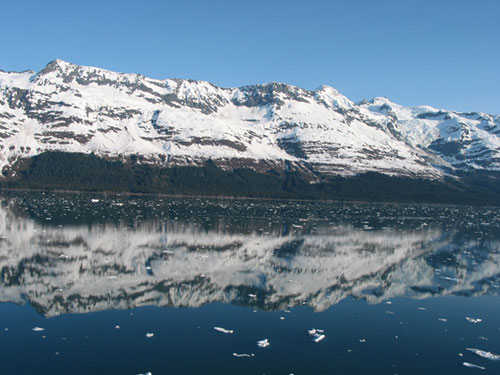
[0, 193, 499, 317]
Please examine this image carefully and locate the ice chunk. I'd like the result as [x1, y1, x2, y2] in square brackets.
[137, 372, 152, 375]
[417, 307, 427, 311]
[440, 276, 458, 281]
[145, 332, 154, 338]
[466, 348, 500, 361]
[312, 334, 325, 343]
[232, 353, 255, 358]
[91, 199, 100, 203]
[257, 339, 270, 348]
[32, 327, 45, 331]
[308, 329, 326, 343]
[462, 362, 485, 370]
[465, 317, 482, 323]
[214, 327, 234, 334]
[114, 325, 120, 329]
[438, 318, 447, 322]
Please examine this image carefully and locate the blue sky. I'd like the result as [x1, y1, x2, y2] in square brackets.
[1, 0, 499, 113]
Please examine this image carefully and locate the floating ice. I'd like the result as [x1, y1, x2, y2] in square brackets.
[466, 317, 482, 323]
[359, 339, 366, 343]
[114, 325, 120, 329]
[248, 294, 257, 298]
[257, 339, 270, 348]
[32, 327, 45, 331]
[279, 317, 285, 320]
[466, 348, 500, 361]
[214, 327, 234, 334]
[232, 353, 255, 358]
[91, 199, 100, 203]
[145, 332, 154, 338]
[137, 372, 152, 375]
[308, 329, 325, 343]
[440, 276, 458, 282]
[417, 307, 427, 311]
[438, 318, 447, 322]
[462, 362, 485, 370]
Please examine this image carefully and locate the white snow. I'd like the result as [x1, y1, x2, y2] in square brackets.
[0, 60, 497, 178]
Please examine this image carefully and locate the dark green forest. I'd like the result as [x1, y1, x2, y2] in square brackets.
[2, 152, 500, 205]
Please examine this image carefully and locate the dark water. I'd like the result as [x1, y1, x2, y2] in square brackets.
[0, 192, 499, 374]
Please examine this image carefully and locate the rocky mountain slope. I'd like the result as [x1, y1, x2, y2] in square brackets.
[1, 59, 499, 181]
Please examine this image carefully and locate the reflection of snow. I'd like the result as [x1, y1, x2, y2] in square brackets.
[0, 200, 499, 317]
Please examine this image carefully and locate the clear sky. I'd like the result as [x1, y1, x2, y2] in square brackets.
[1, 0, 499, 113]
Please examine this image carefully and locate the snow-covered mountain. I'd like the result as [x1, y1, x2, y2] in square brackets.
[1, 60, 499, 180]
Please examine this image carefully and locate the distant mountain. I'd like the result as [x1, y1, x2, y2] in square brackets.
[1, 60, 499, 201]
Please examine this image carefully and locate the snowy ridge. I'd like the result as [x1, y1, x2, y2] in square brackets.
[0, 59, 499, 179]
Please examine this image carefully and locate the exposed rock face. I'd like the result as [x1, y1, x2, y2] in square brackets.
[0, 59, 499, 178]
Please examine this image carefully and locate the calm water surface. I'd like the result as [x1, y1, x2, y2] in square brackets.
[0, 192, 499, 374]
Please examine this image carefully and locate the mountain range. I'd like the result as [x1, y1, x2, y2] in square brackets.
[1, 60, 499, 201]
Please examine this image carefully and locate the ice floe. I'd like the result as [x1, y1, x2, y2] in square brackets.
[462, 362, 485, 370]
[232, 353, 255, 358]
[308, 329, 325, 343]
[32, 327, 45, 331]
[465, 317, 482, 323]
[214, 327, 234, 334]
[145, 332, 154, 338]
[257, 338, 270, 348]
[466, 348, 500, 361]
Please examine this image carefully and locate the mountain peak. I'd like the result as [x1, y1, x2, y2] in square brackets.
[315, 84, 354, 110]
[39, 59, 75, 74]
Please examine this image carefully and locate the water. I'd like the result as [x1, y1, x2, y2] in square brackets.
[0, 192, 499, 374]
